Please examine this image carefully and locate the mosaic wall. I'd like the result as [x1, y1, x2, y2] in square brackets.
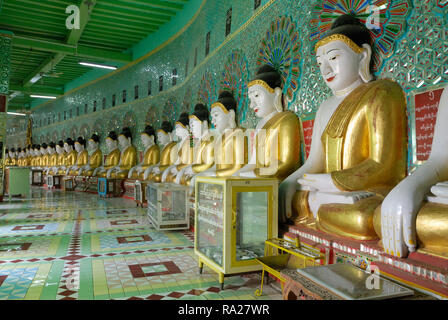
[9, 0, 448, 170]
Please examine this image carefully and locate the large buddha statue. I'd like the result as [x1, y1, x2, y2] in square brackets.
[143, 121, 178, 181]
[17, 148, 25, 167]
[234, 64, 301, 180]
[68, 137, 88, 176]
[107, 127, 137, 179]
[31, 145, 41, 169]
[43, 142, 57, 175]
[79, 134, 103, 176]
[175, 104, 215, 186]
[196, 91, 247, 179]
[94, 131, 121, 178]
[24, 146, 32, 167]
[279, 15, 407, 241]
[49, 141, 66, 175]
[160, 112, 193, 183]
[39, 143, 49, 170]
[58, 138, 77, 175]
[128, 125, 160, 180]
[4, 148, 11, 166]
[376, 85, 448, 258]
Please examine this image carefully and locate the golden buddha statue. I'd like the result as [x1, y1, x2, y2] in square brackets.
[375, 85, 448, 258]
[58, 138, 77, 175]
[279, 15, 407, 241]
[234, 64, 302, 180]
[43, 142, 58, 175]
[17, 148, 25, 167]
[31, 145, 41, 168]
[161, 112, 193, 183]
[176, 104, 214, 186]
[94, 131, 121, 178]
[48, 141, 66, 175]
[39, 143, 50, 169]
[108, 127, 138, 179]
[144, 121, 178, 181]
[68, 137, 88, 176]
[4, 148, 12, 166]
[23, 146, 32, 167]
[196, 91, 248, 180]
[79, 134, 103, 176]
[128, 125, 160, 180]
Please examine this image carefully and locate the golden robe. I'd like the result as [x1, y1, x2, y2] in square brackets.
[81, 149, 103, 176]
[110, 146, 137, 179]
[96, 149, 121, 178]
[148, 141, 178, 182]
[68, 150, 88, 176]
[181, 134, 215, 186]
[293, 79, 407, 241]
[215, 128, 248, 177]
[165, 139, 194, 183]
[130, 145, 160, 180]
[58, 150, 77, 175]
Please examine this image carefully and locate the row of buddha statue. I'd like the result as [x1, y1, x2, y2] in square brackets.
[4, 14, 447, 260]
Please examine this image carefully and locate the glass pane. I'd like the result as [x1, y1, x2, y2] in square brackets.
[161, 189, 186, 221]
[146, 185, 157, 221]
[197, 182, 224, 266]
[235, 192, 268, 261]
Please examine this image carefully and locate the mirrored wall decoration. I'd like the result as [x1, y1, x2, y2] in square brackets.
[162, 97, 178, 122]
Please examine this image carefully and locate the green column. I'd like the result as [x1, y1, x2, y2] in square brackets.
[0, 30, 13, 200]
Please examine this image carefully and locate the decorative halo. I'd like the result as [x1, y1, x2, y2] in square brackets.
[198, 71, 218, 107]
[162, 97, 178, 122]
[220, 49, 250, 125]
[309, 0, 412, 73]
[257, 15, 302, 104]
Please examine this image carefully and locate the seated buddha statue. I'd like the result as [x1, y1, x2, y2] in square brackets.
[24, 146, 32, 167]
[49, 141, 66, 175]
[195, 91, 247, 180]
[43, 142, 57, 175]
[94, 131, 121, 178]
[175, 103, 215, 186]
[79, 134, 103, 176]
[234, 64, 302, 180]
[376, 85, 448, 258]
[38, 143, 49, 170]
[107, 127, 137, 179]
[68, 137, 88, 176]
[17, 148, 25, 167]
[128, 125, 160, 180]
[4, 149, 12, 166]
[279, 15, 407, 241]
[31, 145, 41, 169]
[143, 121, 178, 181]
[58, 138, 78, 175]
[161, 112, 194, 183]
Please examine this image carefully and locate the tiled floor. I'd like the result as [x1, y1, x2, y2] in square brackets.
[0, 187, 282, 300]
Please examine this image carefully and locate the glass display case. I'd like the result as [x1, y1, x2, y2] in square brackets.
[4, 168, 30, 199]
[97, 178, 122, 198]
[31, 170, 43, 185]
[194, 176, 279, 289]
[145, 182, 189, 230]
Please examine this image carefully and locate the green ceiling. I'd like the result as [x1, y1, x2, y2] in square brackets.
[0, 0, 190, 111]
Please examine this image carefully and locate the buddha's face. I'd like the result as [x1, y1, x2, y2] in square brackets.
[34, 149, 39, 155]
[141, 133, 154, 147]
[248, 85, 276, 118]
[105, 138, 117, 151]
[56, 145, 63, 154]
[87, 140, 97, 151]
[64, 143, 71, 153]
[20, 151, 25, 157]
[211, 107, 231, 133]
[175, 124, 189, 140]
[316, 40, 364, 93]
[8, 151, 13, 157]
[74, 142, 83, 152]
[189, 118, 203, 139]
[118, 135, 130, 148]
[40, 149, 46, 155]
[157, 131, 170, 146]
[48, 147, 55, 154]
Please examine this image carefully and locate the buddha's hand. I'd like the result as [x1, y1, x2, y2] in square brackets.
[297, 173, 339, 192]
[106, 168, 114, 178]
[143, 167, 152, 180]
[153, 167, 160, 174]
[128, 167, 135, 179]
[174, 170, 184, 184]
[279, 177, 297, 223]
[380, 184, 423, 258]
[92, 167, 101, 176]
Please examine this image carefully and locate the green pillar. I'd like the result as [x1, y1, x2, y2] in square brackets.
[0, 30, 13, 200]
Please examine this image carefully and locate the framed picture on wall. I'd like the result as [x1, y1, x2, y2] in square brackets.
[122, 90, 127, 103]
[148, 80, 152, 96]
[410, 83, 447, 170]
[205, 31, 210, 56]
[93, 101, 97, 112]
[226, 7, 232, 37]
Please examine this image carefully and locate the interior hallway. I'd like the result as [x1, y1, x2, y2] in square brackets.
[0, 187, 281, 300]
